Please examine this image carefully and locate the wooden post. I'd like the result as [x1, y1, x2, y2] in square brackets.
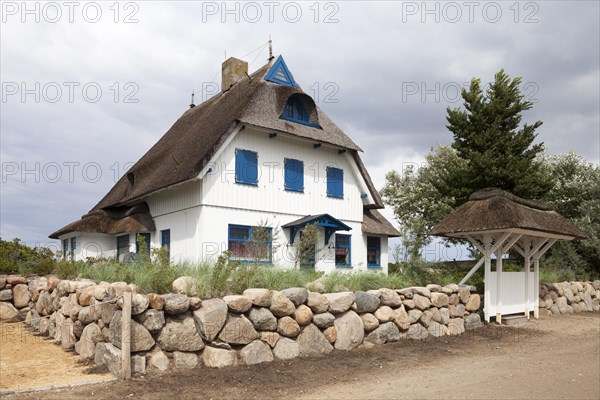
[524, 252, 531, 318]
[495, 249, 503, 324]
[483, 235, 492, 323]
[533, 259, 540, 319]
[121, 292, 132, 380]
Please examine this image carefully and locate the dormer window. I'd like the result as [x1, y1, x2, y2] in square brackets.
[282, 97, 308, 123]
[280, 93, 321, 128]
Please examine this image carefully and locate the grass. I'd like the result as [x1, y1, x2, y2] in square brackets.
[14, 253, 599, 298]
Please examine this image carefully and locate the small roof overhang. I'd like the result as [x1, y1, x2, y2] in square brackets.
[282, 214, 351, 245]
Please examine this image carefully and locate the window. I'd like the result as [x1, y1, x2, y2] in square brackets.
[228, 224, 272, 263]
[70, 237, 76, 258]
[367, 236, 381, 268]
[235, 149, 258, 185]
[62, 239, 69, 259]
[284, 158, 304, 192]
[116, 234, 130, 262]
[136, 233, 151, 256]
[335, 234, 351, 267]
[327, 167, 344, 198]
[161, 230, 171, 259]
[281, 97, 308, 123]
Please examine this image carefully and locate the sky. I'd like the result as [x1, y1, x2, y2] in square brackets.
[1, 1, 599, 260]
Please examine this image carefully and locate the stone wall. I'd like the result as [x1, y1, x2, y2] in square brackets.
[538, 281, 600, 316]
[0, 274, 598, 377]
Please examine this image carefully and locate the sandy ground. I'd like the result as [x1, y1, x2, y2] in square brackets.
[0, 321, 112, 393]
[3, 313, 599, 399]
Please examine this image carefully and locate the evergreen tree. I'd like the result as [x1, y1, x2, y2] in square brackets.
[446, 69, 552, 204]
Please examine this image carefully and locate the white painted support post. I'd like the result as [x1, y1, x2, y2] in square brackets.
[483, 235, 492, 323]
[524, 253, 531, 318]
[495, 249, 503, 324]
[533, 259, 540, 319]
[121, 292, 132, 380]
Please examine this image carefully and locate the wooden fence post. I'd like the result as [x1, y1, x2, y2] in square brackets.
[121, 292, 132, 380]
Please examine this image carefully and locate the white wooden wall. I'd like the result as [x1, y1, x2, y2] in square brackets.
[486, 271, 536, 317]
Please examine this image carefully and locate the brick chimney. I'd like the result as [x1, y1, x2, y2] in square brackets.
[221, 57, 248, 92]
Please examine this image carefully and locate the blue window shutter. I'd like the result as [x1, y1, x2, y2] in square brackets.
[327, 167, 343, 198]
[235, 149, 258, 185]
[284, 158, 304, 192]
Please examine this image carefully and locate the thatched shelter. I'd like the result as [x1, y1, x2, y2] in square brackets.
[431, 188, 587, 323]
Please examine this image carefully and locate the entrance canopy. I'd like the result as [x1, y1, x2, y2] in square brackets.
[431, 188, 587, 322]
[282, 214, 351, 245]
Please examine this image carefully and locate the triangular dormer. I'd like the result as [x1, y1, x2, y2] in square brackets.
[265, 55, 296, 88]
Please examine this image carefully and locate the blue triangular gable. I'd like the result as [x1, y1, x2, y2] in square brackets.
[265, 55, 296, 88]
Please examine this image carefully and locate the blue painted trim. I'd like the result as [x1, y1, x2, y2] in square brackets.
[360, 193, 368, 199]
[235, 148, 259, 186]
[284, 158, 304, 192]
[280, 114, 321, 128]
[326, 167, 344, 198]
[228, 224, 273, 263]
[265, 55, 296, 88]
[367, 236, 381, 267]
[335, 233, 351, 268]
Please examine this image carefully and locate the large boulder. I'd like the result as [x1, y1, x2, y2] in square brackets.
[157, 315, 204, 351]
[282, 288, 309, 306]
[430, 292, 450, 307]
[464, 313, 483, 330]
[447, 318, 465, 336]
[136, 309, 165, 333]
[61, 293, 82, 320]
[218, 314, 259, 345]
[365, 322, 400, 345]
[109, 311, 156, 352]
[269, 291, 296, 317]
[379, 288, 402, 307]
[260, 331, 280, 348]
[465, 294, 481, 312]
[131, 293, 149, 315]
[393, 305, 411, 330]
[163, 294, 190, 314]
[292, 304, 313, 326]
[223, 295, 253, 313]
[61, 318, 76, 349]
[78, 305, 100, 325]
[374, 306, 395, 323]
[243, 288, 272, 307]
[193, 298, 228, 341]
[297, 324, 333, 357]
[172, 276, 198, 296]
[202, 346, 238, 368]
[427, 321, 448, 337]
[75, 323, 102, 359]
[324, 292, 355, 314]
[239, 340, 274, 365]
[360, 313, 380, 332]
[307, 292, 330, 313]
[247, 307, 277, 331]
[0, 302, 18, 320]
[13, 284, 31, 308]
[333, 311, 364, 351]
[174, 351, 199, 369]
[408, 323, 428, 340]
[413, 294, 431, 311]
[273, 338, 299, 360]
[353, 291, 380, 313]
[277, 316, 301, 338]
[148, 348, 170, 371]
[312, 312, 335, 329]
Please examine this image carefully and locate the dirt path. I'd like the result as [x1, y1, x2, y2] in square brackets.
[0, 322, 112, 393]
[4, 313, 599, 399]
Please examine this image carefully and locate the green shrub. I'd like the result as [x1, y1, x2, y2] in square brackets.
[0, 237, 56, 275]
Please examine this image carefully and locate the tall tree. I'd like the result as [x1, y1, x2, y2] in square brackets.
[446, 69, 552, 204]
[384, 70, 553, 259]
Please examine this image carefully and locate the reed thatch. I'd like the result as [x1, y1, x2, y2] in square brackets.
[362, 209, 400, 237]
[49, 203, 155, 239]
[430, 188, 588, 239]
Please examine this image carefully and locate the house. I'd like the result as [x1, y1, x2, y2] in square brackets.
[49, 54, 399, 273]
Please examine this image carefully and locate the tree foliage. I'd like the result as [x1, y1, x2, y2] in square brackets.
[382, 70, 596, 275]
[446, 69, 552, 203]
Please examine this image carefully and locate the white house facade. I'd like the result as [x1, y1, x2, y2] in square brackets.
[50, 55, 399, 274]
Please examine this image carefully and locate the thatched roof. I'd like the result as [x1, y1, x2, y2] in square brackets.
[362, 209, 400, 237]
[430, 188, 588, 240]
[49, 203, 155, 239]
[89, 57, 382, 212]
